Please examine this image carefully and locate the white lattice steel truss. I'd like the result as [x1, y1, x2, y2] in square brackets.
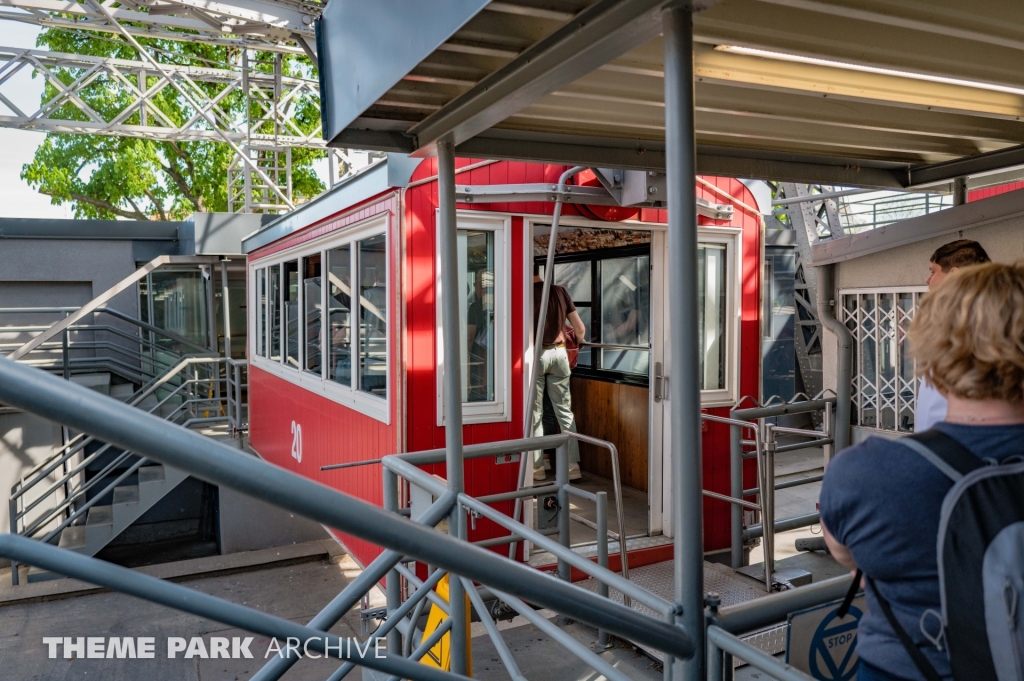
[0, 0, 319, 56]
[0, 46, 323, 148]
[840, 287, 927, 432]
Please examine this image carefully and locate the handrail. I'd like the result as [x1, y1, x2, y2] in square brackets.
[11, 354, 219, 502]
[17, 376, 223, 532]
[382, 451, 671, 617]
[0, 357, 695, 659]
[7, 256, 217, 360]
[707, 626, 814, 681]
[565, 431, 630, 604]
[581, 341, 651, 351]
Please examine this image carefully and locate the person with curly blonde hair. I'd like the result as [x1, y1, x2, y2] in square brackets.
[819, 262, 1024, 681]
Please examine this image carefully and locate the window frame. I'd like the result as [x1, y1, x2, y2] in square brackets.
[249, 213, 391, 424]
[435, 211, 512, 426]
[535, 242, 652, 387]
[524, 217, 742, 407]
[691, 228, 742, 406]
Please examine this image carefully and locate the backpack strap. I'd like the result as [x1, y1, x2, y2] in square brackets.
[865, 576, 944, 681]
[900, 430, 985, 482]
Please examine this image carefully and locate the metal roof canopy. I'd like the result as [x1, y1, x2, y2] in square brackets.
[316, 0, 1024, 189]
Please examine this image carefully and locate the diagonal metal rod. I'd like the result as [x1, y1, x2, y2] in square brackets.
[250, 493, 456, 681]
[0, 358, 694, 659]
[490, 587, 631, 681]
[324, 568, 450, 681]
[0, 534, 466, 681]
[509, 164, 586, 559]
[462, 577, 527, 681]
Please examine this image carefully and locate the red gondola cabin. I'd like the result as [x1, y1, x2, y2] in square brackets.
[243, 156, 764, 570]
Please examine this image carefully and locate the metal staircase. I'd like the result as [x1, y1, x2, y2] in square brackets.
[3, 257, 248, 585]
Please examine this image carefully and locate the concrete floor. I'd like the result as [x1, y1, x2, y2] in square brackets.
[0, 548, 663, 681]
[748, 441, 824, 567]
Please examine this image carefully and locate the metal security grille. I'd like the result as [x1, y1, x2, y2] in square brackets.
[840, 287, 926, 432]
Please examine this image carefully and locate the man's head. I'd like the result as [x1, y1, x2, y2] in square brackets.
[910, 262, 1024, 402]
[927, 239, 990, 290]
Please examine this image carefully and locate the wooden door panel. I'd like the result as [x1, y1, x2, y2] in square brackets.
[570, 376, 649, 492]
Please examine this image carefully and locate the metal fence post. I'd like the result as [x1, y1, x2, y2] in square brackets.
[729, 420, 743, 568]
[664, 4, 704, 679]
[596, 490, 609, 649]
[9, 498, 18, 586]
[437, 137, 468, 675]
[763, 425, 777, 589]
[383, 467, 403, 656]
[823, 400, 833, 467]
[556, 443, 570, 582]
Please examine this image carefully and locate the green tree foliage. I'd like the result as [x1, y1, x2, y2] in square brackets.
[21, 27, 325, 220]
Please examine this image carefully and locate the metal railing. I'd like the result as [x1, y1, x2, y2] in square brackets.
[703, 392, 838, 592]
[7, 355, 246, 585]
[1, 305, 212, 386]
[0, 357, 695, 681]
[0, 356, 867, 681]
[705, 573, 855, 681]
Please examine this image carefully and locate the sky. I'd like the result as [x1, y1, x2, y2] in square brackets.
[0, 18, 334, 220]
[0, 22, 73, 219]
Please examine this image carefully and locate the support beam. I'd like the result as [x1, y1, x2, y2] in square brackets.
[436, 138, 468, 675]
[907, 144, 1024, 187]
[663, 6, 704, 680]
[407, 0, 677, 153]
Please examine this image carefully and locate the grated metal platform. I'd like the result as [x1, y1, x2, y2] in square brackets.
[575, 560, 784, 662]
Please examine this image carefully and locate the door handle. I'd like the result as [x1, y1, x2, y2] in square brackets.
[653, 362, 667, 402]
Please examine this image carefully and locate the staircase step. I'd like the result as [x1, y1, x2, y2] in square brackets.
[84, 505, 113, 555]
[87, 505, 113, 527]
[57, 525, 88, 552]
[27, 566, 66, 583]
[113, 485, 140, 505]
[109, 383, 135, 401]
[112, 484, 141, 533]
[138, 465, 166, 485]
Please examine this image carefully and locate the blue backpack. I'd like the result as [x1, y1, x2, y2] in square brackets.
[865, 430, 1024, 681]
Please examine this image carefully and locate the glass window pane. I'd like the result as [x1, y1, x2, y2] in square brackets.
[575, 305, 592, 367]
[256, 268, 266, 358]
[327, 245, 352, 386]
[554, 261, 590, 303]
[303, 254, 322, 376]
[698, 244, 727, 390]
[599, 255, 650, 375]
[149, 269, 208, 352]
[283, 260, 299, 368]
[460, 230, 495, 403]
[269, 265, 281, 361]
[358, 235, 387, 398]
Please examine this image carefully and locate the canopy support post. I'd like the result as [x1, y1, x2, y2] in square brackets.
[437, 137, 469, 675]
[664, 5, 704, 680]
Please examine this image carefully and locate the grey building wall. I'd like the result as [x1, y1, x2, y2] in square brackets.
[836, 215, 1024, 289]
[820, 212, 1024, 442]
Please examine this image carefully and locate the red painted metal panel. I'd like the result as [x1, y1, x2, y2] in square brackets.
[248, 195, 401, 567]
[968, 181, 1024, 202]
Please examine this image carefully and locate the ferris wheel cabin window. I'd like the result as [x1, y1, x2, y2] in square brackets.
[537, 231, 736, 398]
[249, 213, 390, 423]
[436, 212, 510, 425]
